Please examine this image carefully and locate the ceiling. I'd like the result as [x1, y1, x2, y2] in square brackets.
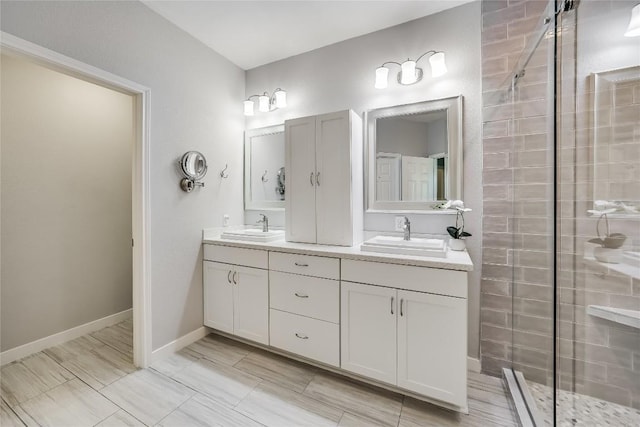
[142, 1, 475, 70]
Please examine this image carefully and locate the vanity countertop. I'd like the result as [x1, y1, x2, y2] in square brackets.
[202, 228, 473, 272]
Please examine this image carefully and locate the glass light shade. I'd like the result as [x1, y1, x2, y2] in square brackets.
[375, 66, 389, 89]
[625, 4, 640, 37]
[258, 95, 269, 112]
[400, 60, 417, 85]
[243, 100, 254, 116]
[429, 52, 447, 77]
[274, 89, 287, 108]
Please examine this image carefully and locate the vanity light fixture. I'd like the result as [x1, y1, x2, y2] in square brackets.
[375, 51, 447, 89]
[625, 4, 640, 37]
[243, 88, 287, 116]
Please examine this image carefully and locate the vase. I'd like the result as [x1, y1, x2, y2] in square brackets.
[449, 239, 466, 251]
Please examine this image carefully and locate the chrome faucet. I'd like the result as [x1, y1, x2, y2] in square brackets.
[257, 214, 269, 232]
[402, 216, 411, 241]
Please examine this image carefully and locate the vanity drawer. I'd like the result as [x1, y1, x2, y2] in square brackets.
[269, 252, 339, 280]
[270, 271, 339, 323]
[270, 309, 339, 367]
[203, 244, 268, 269]
[341, 259, 467, 299]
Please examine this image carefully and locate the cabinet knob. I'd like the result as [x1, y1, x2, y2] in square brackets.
[295, 333, 309, 340]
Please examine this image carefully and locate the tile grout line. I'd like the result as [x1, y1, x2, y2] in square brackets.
[1, 396, 28, 427]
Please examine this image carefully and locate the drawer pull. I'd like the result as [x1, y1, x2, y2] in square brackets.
[295, 333, 309, 340]
[400, 299, 404, 317]
[295, 292, 309, 298]
[391, 296, 394, 315]
[294, 262, 309, 267]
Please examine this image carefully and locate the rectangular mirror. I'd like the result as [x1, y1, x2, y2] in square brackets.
[244, 124, 285, 210]
[591, 66, 640, 215]
[366, 96, 463, 212]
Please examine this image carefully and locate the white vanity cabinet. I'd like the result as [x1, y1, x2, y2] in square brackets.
[285, 110, 363, 246]
[341, 259, 468, 409]
[203, 245, 269, 345]
[268, 252, 341, 367]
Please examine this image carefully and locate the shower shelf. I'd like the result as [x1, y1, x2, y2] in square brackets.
[587, 305, 640, 329]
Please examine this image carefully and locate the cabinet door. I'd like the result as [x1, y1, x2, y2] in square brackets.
[315, 111, 353, 245]
[233, 265, 269, 345]
[397, 290, 467, 407]
[285, 116, 317, 244]
[341, 281, 397, 385]
[203, 261, 234, 334]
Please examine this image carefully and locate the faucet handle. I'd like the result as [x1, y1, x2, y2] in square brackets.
[257, 213, 267, 223]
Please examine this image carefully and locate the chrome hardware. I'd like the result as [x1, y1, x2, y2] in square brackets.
[402, 216, 411, 241]
[295, 292, 309, 298]
[316, 171, 320, 186]
[257, 213, 269, 232]
[227, 271, 232, 284]
[294, 262, 309, 267]
[220, 164, 229, 179]
[400, 299, 404, 316]
[232, 271, 238, 284]
[391, 297, 394, 315]
[295, 333, 309, 340]
[310, 172, 314, 186]
[261, 170, 269, 183]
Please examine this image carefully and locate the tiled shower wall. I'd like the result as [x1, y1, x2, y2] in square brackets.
[480, 0, 553, 383]
[481, 0, 640, 409]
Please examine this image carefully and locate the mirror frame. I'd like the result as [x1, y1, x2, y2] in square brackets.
[365, 95, 463, 212]
[244, 124, 285, 211]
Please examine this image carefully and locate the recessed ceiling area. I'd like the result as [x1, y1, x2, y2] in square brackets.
[142, 1, 476, 70]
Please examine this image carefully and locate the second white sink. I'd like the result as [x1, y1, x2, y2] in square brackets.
[361, 235, 447, 258]
[220, 228, 284, 242]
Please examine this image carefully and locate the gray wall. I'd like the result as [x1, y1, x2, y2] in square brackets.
[1, 54, 133, 351]
[245, 2, 483, 358]
[0, 1, 246, 351]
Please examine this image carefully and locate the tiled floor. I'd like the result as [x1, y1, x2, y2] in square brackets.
[529, 381, 640, 427]
[1, 319, 518, 426]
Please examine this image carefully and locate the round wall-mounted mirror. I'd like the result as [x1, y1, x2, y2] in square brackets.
[179, 151, 208, 180]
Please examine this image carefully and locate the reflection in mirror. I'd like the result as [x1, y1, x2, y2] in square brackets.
[244, 124, 285, 210]
[592, 66, 640, 215]
[366, 96, 462, 212]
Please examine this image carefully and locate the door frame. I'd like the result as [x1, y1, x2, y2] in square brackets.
[1, 32, 152, 367]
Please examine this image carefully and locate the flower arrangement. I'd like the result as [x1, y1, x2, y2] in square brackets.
[444, 200, 472, 249]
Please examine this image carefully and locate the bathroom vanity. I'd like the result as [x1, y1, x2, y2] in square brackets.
[202, 231, 473, 412]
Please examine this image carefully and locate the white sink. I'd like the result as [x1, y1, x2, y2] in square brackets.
[361, 235, 447, 258]
[220, 228, 284, 242]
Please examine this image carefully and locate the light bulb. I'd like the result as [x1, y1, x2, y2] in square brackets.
[429, 52, 447, 77]
[400, 60, 417, 85]
[243, 100, 254, 116]
[274, 89, 287, 108]
[258, 94, 269, 112]
[625, 4, 640, 37]
[375, 66, 389, 89]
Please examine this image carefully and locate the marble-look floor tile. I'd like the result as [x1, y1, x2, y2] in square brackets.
[100, 369, 195, 426]
[186, 334, 251, 366]
[234, 348, 318, 393]
[1, 398, 25, 427]
[20, 378, 118, 426]
[1, 353, 73, 407]
[171, 358, 261, 407]
[7, 403, 37, 427]
[91, 326, 133, 357]
[400, 396, 517, 427]
[236, 380, 343, 427]
[303, 372, 403, 427]
[60, 345, 137, 390]
[158, 393, 262, 427]
[95, 409, 145, 427]
[338, 411, 390, 427]
[44, 335, 106, 364]
[150, 347, 200, 378]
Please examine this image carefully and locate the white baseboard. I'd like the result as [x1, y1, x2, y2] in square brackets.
[467, 356, 481, 373]
[1, 309, 132, 366]
[150, 326, 208, 365]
